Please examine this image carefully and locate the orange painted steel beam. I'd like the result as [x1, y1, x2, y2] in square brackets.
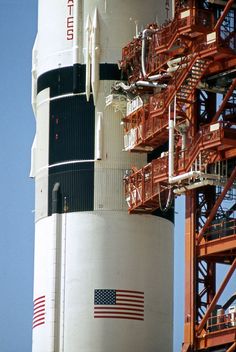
[183, 192, 196, 350]
[197, 327, 236, 350]
[197, 166, 236, 245]
[197, 258, 236, 336]
[214, 0, 235, 31]
[226, 342, 236, 352]
[121, 2, 236, 350]
[212, 79, 236, 122]
[198, 234, 236, 258]
[224, 148, 236, 160]
[206, 57, 236, 77]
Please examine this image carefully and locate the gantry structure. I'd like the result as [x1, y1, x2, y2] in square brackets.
[109, 0, 236, 350]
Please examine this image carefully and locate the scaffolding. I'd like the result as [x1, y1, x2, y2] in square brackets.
[115, 0, 236, 350]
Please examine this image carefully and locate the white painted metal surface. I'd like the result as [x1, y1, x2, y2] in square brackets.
[35, 0, 168, 77]
[34, 89, 50, 220]
[32, 1, 174, 351]
[33, 212, 173, 352]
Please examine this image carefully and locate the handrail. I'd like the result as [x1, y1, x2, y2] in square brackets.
[120, 8, 214, 81]
[204, 217, 236, 241]
[179, 122, 236, 172]
[123, 54, 210, 152]
[214, 0, 235, 31]
[122, 13, 235, 152]
[206, 311, 236, 332]
[125, 122, 236, 212]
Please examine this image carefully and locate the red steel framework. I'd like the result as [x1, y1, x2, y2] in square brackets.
[113, 0, 236, 350]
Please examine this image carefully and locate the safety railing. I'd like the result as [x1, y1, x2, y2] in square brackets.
[178, 122, 236, 172]
[149, 54, 207, 117]
[120, 8, 214, 81]
[124, 156, 168, 211]
[121, 15, 234, 153]
[204, 217, 236, 241]
[207, 310, 236, 332]
[124, 122, 236, 211]
[152, 9, 213, 53]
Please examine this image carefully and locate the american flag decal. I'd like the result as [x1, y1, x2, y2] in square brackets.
[94, 289, 144, 321]
[33, 296, 46, 329]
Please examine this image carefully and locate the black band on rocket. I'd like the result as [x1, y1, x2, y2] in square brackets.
[37, 64, 121, 97]
[38, 64, 120, 216]
[48, 94, 95, 216]
[38, 64, 173, 222]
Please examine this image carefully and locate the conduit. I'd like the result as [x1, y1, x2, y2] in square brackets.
[168, 96, 202, 184]
[114, 81, 166, 93]
[141, 28, 156, 78]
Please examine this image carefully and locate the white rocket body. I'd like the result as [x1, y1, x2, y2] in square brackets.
[31, 1, 174, 352]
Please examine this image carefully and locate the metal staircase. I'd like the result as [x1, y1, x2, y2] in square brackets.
[116, 1, 236, 351]
[177, 59, 210, 105]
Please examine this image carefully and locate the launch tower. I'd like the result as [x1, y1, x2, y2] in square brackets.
[118, 0, 236, 351]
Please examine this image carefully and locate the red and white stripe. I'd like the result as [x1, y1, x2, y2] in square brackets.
[94, 290, 144, 321]
[33, 295, 46, 329]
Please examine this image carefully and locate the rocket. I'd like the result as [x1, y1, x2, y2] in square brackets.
[30, 1, 174, 352]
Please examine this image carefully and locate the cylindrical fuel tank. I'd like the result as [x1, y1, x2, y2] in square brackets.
[31, 1, 174, 352]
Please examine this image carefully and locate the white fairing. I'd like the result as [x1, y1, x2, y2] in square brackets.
[33, 212, 173, 352]
[34, 89, 50, 219]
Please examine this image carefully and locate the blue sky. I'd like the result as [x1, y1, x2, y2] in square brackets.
[0, 1, 185, 351]
[0, 1, 37, 351]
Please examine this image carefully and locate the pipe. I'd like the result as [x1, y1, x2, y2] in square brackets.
[147, 60, 189, 81]
[167, 57, 182, 67]
[167, 96, 204, 185]
[169, 170, 202, 184]
[135, 81, 167, 89]
[51, 183, 63, 352]
[171, 170, 225, 186]
[113, 81, 167, 92]
[168, 104, 174, 179]
[171, 0, 175, 19]
[141, 28, 156, 78]
[182, 132, 186, 150]
[167, 63, 188, 73]
[173, 179, 225, 195]
[158, 186, 173, 212]
[168, 97, 178, 181]
[173, 95, 176, 127]
[148, 72, 171, 81]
